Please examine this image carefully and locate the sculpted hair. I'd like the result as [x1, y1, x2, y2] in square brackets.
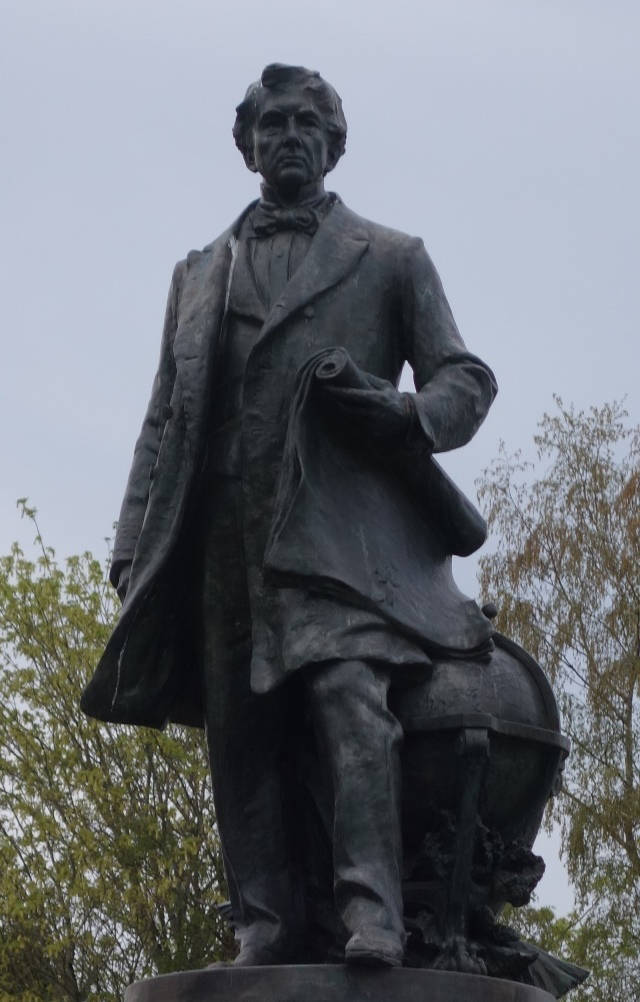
[233, 63, 347, 174]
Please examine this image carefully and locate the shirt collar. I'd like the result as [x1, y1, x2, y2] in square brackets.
[259, 179, 327, 209]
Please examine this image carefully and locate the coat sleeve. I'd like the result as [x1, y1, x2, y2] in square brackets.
[401, 237, 497, 453]
[110, 262, 183, 586]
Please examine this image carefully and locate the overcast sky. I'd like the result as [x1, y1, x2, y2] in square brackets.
[2, 0, 639, 915]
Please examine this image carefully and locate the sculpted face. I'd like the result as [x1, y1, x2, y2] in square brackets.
[251, 84, 330, 200]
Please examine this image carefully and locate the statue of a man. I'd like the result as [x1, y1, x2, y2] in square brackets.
[82, 64, 497, 969]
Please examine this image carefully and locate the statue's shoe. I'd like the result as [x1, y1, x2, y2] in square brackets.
[206, 943, 294, 968]
[232, 941, 298, 966]
[344, 928, 404, 968]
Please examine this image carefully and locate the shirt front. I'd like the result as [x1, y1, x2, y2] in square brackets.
[205, 192, 333, 475]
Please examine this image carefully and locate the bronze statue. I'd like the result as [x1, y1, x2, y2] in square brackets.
[82, 65, 586, 998]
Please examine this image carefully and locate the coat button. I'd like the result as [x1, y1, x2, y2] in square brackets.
[303, 305, 315, 319]
[162, 404, 173, 420]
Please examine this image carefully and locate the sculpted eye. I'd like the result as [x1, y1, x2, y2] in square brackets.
[259, 113, 284, 130]
[299, 114, 320, 128]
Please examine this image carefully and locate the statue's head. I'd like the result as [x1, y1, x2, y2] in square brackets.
[233, 64, 347, 198]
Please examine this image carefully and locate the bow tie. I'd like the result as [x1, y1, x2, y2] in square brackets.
[252, 202, 321, 237]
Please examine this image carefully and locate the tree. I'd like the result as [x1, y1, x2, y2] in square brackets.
[503, 904, 637, 1001]
[478, 399, 640, 999]
[0, 504, 233, 1002]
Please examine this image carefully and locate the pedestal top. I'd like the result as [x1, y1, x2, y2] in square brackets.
[125, 964, 555, 1002]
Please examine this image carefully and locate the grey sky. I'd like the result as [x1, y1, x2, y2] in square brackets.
[2, 0, 639, 915]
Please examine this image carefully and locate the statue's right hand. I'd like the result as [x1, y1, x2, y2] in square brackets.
[116, 563, 133, 604]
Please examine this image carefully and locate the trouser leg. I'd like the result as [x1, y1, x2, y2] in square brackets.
[305, 659, 405, 958]
[198, 477, 302, 960]
[203, 651, 301, 958]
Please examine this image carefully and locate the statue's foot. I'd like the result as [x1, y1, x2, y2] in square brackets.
[228, 936, 305, 967]
[345, 928, 404, 968]
[231, 944, 288, 966]
[206, 942, 299, 968]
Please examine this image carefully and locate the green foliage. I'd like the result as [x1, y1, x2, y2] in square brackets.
[478, 400, 640, 998]
[0, 503, 233, 1001]
[505, 903, 638, 1001]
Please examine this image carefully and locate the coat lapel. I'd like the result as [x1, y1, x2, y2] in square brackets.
[228, 237, 268, 322]
[172, 204, 256, 447]
[259, 201, 369, 339]
[172, 199, 369, 446]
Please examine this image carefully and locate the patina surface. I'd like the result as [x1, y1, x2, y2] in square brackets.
[82, 64, 586, 995]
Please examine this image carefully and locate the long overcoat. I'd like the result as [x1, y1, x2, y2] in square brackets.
[81, 199, 497, 729]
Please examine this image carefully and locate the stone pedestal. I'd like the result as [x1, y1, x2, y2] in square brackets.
[125, 965, 554, 1002]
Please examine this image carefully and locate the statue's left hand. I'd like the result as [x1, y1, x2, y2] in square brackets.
[321, 376, 415, 446]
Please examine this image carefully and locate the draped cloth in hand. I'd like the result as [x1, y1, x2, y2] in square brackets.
[265, 348, 493, 660]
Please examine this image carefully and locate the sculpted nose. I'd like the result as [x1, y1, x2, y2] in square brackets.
[283, 117, 302, 146]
